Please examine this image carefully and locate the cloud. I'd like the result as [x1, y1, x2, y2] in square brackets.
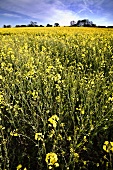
[83, 0, 105, 6]
[2, 13, 21, 18]
[77, 0, 93, 14]
[0, 0, 113, 26]
[46, 9, 79, 25]
[0, 0, 80, 25]
[77, 0, 106, 14]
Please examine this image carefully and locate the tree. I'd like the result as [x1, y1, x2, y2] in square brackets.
[76, 19, 94, 27]
[3, 25, 11, 28]
[76, 20, 81, 26]
[70, 21, 76, 26]
[46, 24, 52, 27]
[30, 21, 37, 26]
[3, 25, 7, 28]
[91, 24, 96, 27]
[28, 21, 37, 27]
[54, 23, 60, 27]
[39, 25, 44, 27]
[7, 25, 11, 28]
[107, 26, 113, 28]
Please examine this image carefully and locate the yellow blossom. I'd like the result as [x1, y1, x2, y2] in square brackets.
[104, 141, 109, 145]
[17, 164, 22, 170]
[103, 145, 107, 151]
[110, 142, 113, 147]
[35, 133, 44, 141]
[45, 152, 59, 167]
[0, 75, 3, 79]
[48, 115, 59, 128]
[10, 130, 19, 137]
[67, 136, 71, 141]
[81, 109, 85, 115]
[24, 168, 27, 170]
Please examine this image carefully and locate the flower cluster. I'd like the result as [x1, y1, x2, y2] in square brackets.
[45, 152, 59, 169]
[103, 141, 113, 152]
[48, 115, 59, 128]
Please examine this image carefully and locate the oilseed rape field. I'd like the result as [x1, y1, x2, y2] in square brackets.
[0, 27, 113, 170]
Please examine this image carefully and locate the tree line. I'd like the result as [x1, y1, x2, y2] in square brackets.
[3, 20, 113, 28]
[70, 19, 113, 28]
[3, 21, 60, 28]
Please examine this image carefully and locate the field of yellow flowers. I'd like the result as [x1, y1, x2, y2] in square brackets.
[0, 27, 113, 170]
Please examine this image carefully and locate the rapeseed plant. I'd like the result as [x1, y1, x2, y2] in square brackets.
[1, 27, 113, 170]
[35, 133, 44, 141]
[48, 115, 59, 128]
[16, 164, 22, 170]
[45, 152, 59, 169]
[103, 141, 113, 153]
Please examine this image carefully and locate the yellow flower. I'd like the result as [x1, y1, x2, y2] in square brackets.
[13, 133, 19, 136]
[17, 164, 22, 170]
[96, 163, 99, 167]
[81, 109, 85, 115]
[35, 133, 44, 141]
[10, 130, 19, 136]
[104, 141, 109, 146]
[103, 145, 107, 151]
[55, 95, 61, 102]
[70, 147, 74, 153]
[10, 131, 14, 136]
[45, 152, 59, 166]
[110, 142, 113, 147]
[55, 162, 59, 167]
[0, 75, 3, 79]
[49, 129, 55, 138]
[82, 54, 85, 57]
[83, 136, 87, 142]
[110, 147, 113, 152]
[74, 153, 79, 159]
[60, 123, 65, 127]
[67, 136, 71, 141]
[83, 161, 87, 165]
[48, 115, 59, 128]
[74, 153, 79, 162]
[103, 141, 112, 153]
[48, 166, 52, 169]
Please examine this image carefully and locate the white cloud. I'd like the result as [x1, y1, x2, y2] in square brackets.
[46, 9, 79, 25]
[2, 13, 21, 18]
[93, 13, 112, 26]
[0, 0, 80, 25]
[83, 0, 105, 6]
[0, 0, 113, 26]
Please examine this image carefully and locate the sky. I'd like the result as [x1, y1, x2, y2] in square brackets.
[0, 0, 113, 27]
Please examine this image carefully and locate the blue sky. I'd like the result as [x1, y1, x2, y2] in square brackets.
[0, 0, 113, 27]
